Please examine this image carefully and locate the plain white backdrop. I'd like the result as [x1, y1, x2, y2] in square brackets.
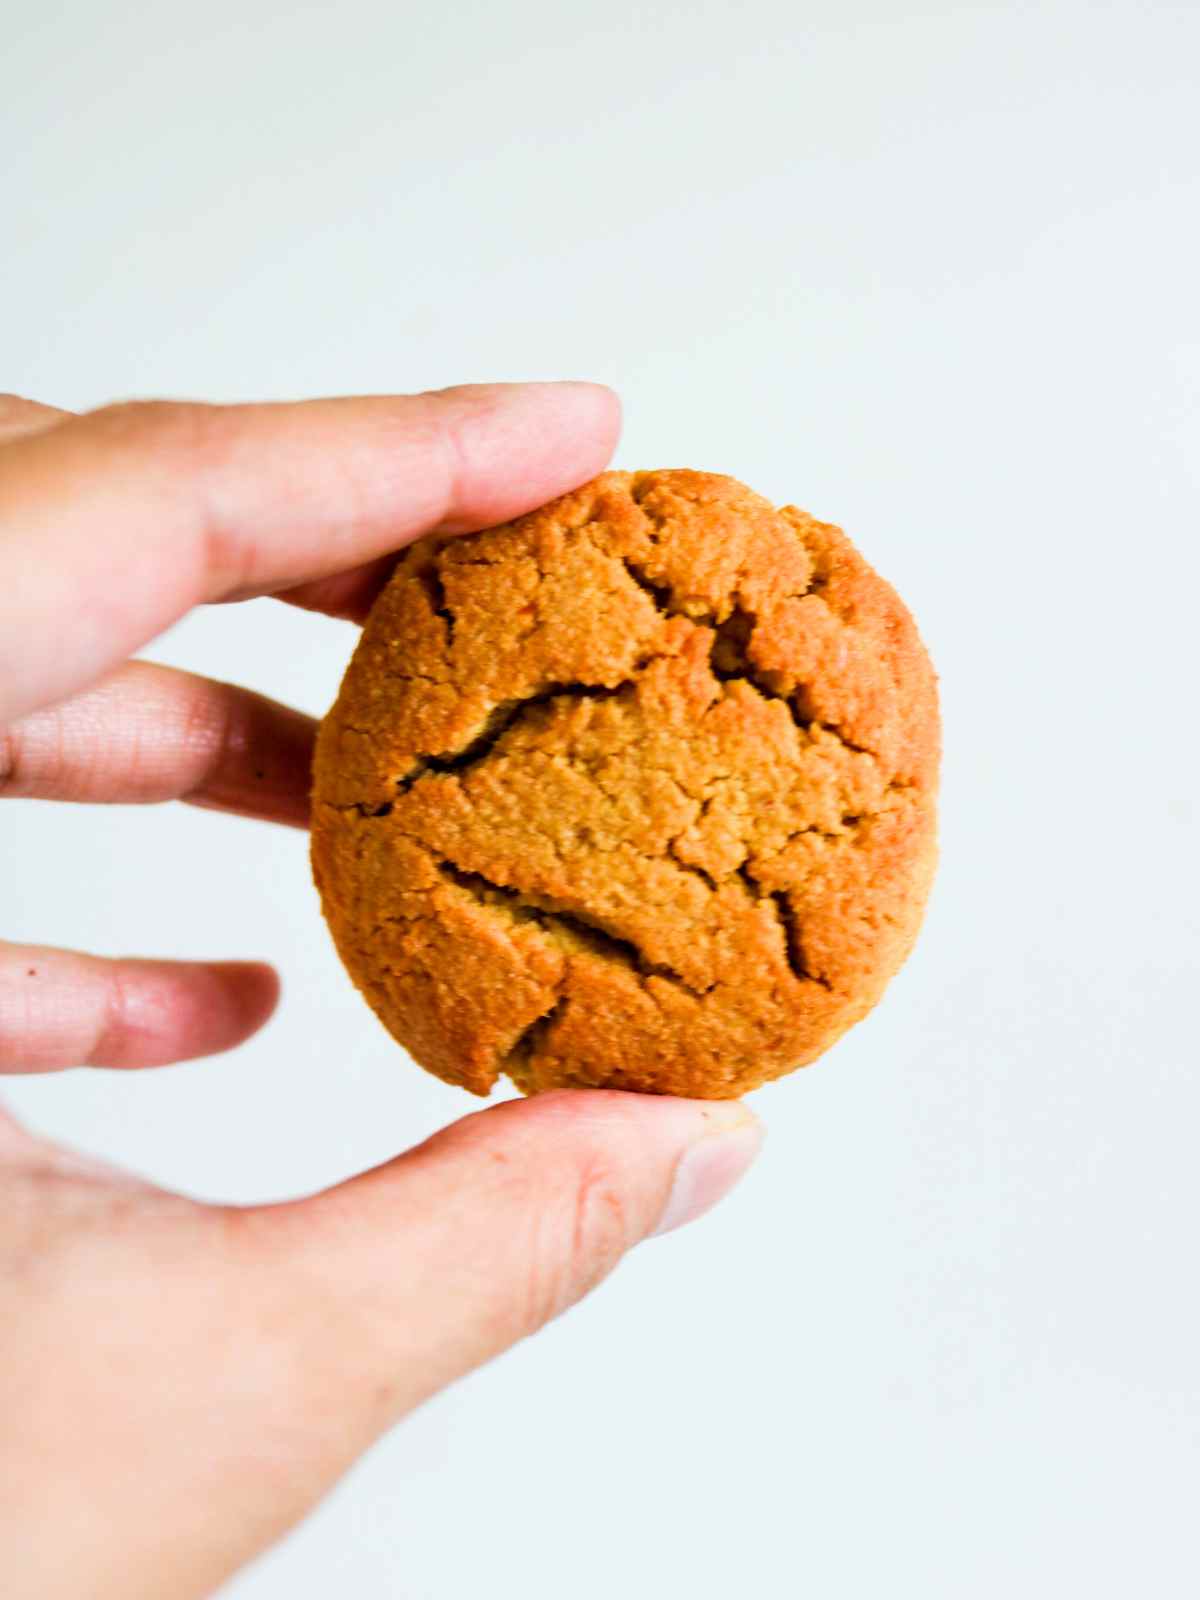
[3, 2, 1198, 1595]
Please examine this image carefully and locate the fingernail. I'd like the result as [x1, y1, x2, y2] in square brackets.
[651, 1103, 764, 1237]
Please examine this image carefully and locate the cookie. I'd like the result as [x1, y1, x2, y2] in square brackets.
[311, 470, 939, 1098]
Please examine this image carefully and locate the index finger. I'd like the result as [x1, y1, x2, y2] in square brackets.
[0, 382, 620, 723]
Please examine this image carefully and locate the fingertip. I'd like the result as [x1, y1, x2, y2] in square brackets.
[515, 378, 622, 446]
[649, 1110, 764, 1237]
[412, 1086, 762, 1243]
[552, 381, 623, 461]
[473, 1085, 758, 1144]
[91, 958, 281, 1070]
[528, 379, 622, 458]
[207, 960, 282, 1036]
[482, 1088, 764, 1241]
[533, 379, 622, 434]
[431, 380, 623, 535]
[435, 378, 619, 424]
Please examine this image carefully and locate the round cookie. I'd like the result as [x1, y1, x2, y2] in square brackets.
[311, 470, 939, 1099]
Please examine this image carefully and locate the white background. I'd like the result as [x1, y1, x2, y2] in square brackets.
[3, 2, 1198, 1595]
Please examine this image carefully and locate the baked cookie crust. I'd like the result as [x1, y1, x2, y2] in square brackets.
[312, 471, 939, 1098]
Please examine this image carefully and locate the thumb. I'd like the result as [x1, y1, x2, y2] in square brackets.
[258, 1091, 762, 1434]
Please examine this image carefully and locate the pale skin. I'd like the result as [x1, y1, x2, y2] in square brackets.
[0, 385, 763, 1599]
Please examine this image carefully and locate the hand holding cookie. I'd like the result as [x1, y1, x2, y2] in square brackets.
[0, 386, 767, 1597]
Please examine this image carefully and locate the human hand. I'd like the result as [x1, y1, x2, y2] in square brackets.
[0, 387, 763, 1598]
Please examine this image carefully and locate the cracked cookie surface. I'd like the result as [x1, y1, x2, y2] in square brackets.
[311, 470, 940, 1098]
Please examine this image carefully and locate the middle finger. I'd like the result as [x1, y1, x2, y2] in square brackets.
[0, 661, 315, 828]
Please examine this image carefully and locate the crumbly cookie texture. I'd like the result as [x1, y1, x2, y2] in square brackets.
[311, 470, 939, 1099]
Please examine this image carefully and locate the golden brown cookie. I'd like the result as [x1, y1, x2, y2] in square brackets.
[311, 470, 939, 1099]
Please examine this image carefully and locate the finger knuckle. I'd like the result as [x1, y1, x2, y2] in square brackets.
[85, 399, 231, 466]
[519, 1155, 634, 1335]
